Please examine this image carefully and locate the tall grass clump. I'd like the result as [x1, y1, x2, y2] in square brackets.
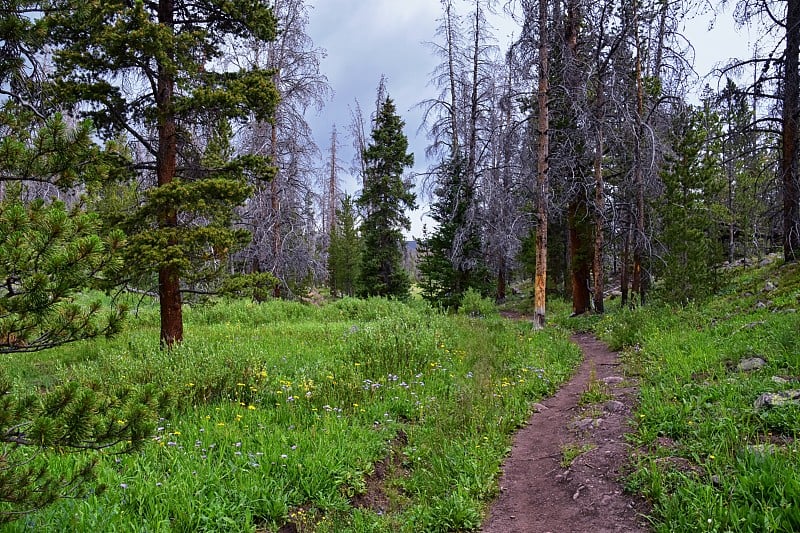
[1, 295, 581, 532]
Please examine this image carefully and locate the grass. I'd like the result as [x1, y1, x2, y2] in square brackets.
[560, 442, 596, 468]
[589, 260, 800, 532]
[1, 295, 582, 532]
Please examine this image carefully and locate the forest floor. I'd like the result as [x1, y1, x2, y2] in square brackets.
[481, 328, 651, 533]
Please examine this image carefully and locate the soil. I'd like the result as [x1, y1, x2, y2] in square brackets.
[481, 332, 651, 533]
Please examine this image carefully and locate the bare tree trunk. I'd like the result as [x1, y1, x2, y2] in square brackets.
[157, 0, 182, 348]
[783, 0, 800, 262]
[533, 0, 549, 329]
[621, 208, 631, 307]
[270, 121, 282, 298]
[632, 0, 646, 305]
[593, 128, 605, 313]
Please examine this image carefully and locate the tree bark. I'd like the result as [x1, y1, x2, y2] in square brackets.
[783, 0, 800, 262]
[533, 0, 550, 329]
[632, 0, 646, 305]
[569, 199, 591, 315]
[157, 0, 182, 348]
[593, 128, 605, 313]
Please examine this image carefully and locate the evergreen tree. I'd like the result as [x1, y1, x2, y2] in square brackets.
[44, 0, 279, 346]
[357, 97, 416, 298]
[418, 155, 488, 309]
[657, 106, 724, 303]
[0, 81, 154, 522]
[328, 195, 361, 297]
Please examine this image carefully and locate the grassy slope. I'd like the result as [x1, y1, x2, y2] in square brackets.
[1, 296, 581, 532]
[593, 261, 800, 532]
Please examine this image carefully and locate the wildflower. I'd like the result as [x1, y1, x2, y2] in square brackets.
[280, 454, 288, 459]
[120, 483, 128, 489]
[248, 405, 256, 410]
[237, 383, 245, 387]
[186, 382, 195, 387]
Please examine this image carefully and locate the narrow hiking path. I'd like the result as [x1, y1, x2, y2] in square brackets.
[481, 333, 650, 533]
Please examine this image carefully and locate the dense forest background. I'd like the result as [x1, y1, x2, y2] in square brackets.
[2, 0, 799, 345]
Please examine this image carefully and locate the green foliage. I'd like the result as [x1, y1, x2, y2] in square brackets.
[656, 106, 725, 304]
[598, 262, 800, 531]
[328, 196, 362, 298]
[0, 297, 583, 529]
[42, 0, 280, 341]
[418, 155, 489, 309]
[457, 288, 499, 319]
[0, 370, 158, 524]
[357, 97, 416, 299]
[0, 199, 126, 352]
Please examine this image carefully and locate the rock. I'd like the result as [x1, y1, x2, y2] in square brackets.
[755, 301, 767, 310]
[760, 258, 773, 267]
[604, 400, 626, 413]
[753, 390, 800, 410]
[602, 376, 624, 385]
[742, 321, 766, 330]
[710, 475, 722, 487]
[745, 444, 778, 455]
[764, 281, 777, 292]
[737, 357, 767, 372]
[533, 403, 548, 413]
[772, 376, 790, 384]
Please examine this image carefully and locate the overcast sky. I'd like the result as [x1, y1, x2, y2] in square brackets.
[304, 1, 753, 238]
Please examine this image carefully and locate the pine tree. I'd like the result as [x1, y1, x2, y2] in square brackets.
[0, 82, 154, 523]
[418, 155, 488, 309]
[44, 0, 279, 346]
[357, 97, 416, 299]
[328, 196, 361, 297]
[658, 106, 724, 303]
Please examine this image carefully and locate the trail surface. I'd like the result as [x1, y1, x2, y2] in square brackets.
[481, 333, 650, 533]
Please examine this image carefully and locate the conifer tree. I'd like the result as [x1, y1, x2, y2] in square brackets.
[418, 155, 488, 309]
[43, 0, 279, 346]
[658, 106, 724, 303]
[357, 97, 416, 299]
[328, 196, 361, 297]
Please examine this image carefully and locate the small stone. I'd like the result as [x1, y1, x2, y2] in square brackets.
[764, 280, 777, 292]
[711, 475, 721, 487]
[604, 400, 626, 413]
[745, 444, 778, 455]
[753, 390, 800, 410]
[772, 376, 790, 384]
[602, 376, 624, 385]
[533, 403, 548, 413]
[737, 357, 767, 372]
[755, 301, 767, 309]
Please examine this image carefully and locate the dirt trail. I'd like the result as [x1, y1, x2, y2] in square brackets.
[481, 333, 650, 533]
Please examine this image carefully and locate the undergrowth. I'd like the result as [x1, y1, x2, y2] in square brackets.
[0, 296, 581, 532]
[591, 260, 800, 532]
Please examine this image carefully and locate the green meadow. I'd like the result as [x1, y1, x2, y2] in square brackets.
[1, 296, 580, 532]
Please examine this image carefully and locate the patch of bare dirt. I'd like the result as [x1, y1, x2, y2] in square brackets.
[481, 333, 651, 533]
[350, 430, 410, 515]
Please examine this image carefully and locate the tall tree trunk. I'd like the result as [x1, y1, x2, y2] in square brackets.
[632, 0, 646, 305]
[593, 128, 605, 313]
[157, 0, 182, 348]
[569, 199, 591, 315]
[270, 122, 282, 298]
[620, 208, 631, 307]
[783, 0, 800, 262]
[533, 0, 550, 329]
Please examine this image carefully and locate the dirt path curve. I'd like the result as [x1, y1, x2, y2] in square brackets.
[481, 333, 650, 533]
